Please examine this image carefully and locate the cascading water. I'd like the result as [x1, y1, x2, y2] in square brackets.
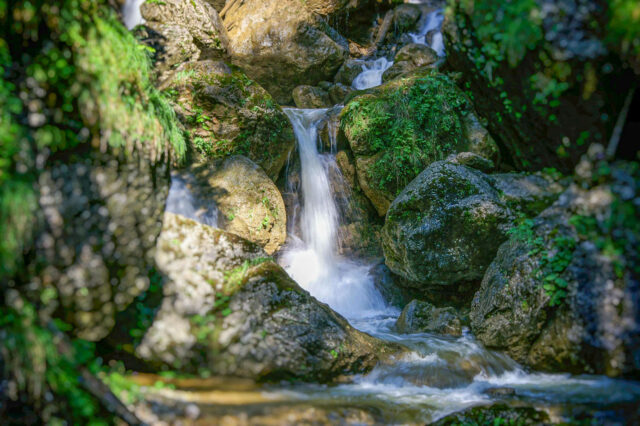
[409, 9, 446, 56]
[352, 58, 394, 90]
[165, 173, 219, 227]
[122, 0, 145, 30]
[280, 108, 389, 318]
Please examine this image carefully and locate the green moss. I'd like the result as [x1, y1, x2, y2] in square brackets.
[341, 71, 470, 196]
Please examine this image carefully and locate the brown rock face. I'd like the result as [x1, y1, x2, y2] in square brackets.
[223, 0, 347, 103]
[140, 0, 230, 82]
[176, 156, 287, 255]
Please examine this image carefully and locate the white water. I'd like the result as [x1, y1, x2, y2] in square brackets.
[279, 109, 389, 319]
[409, 9, 446, 57]
[352, 58, 394, 90]
[165, 173, 218, 227]
[122, 0, 145, 30]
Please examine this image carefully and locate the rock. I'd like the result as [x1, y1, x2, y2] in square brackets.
[164, 60, 294, 180]
[391, 4, 421, 36]
[396, 300, 462, 336]
[139, 213, 398, 381]
[432, 404, 550, 426]
[340, 70, 499, 216]
[382, 43, 438, 82]
[370, 262, 412, 309]
[204, 0, 225, 12]
[179, 156, 286, 255]
[223, 0, 347, 103]
[484, 387, 516, 397]
[334, 59, 364, 86]
[328, 83, 353, 104]
[470, 161, 640, 376]
[34, 150, 171, 341]
[443, 0, 635, 172]
[381, 161, 564, 293]
[140, 0, 229, 82]
[449, 151, 495, 172]
[292, 85, 332, 109]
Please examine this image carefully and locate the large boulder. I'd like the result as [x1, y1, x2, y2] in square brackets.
[381, 161, 564, 296]
[223, 0, 348, 103]
[176, 156, 287, 255]
[470, 159, 640, 377]
[164, 60, 294, 180]
[139, 0, 229, 82]
[443, 0, 636, 172]
[137, 213, 397, 381]
[292, 85, 332, 109]
[340, 70, 499, 216]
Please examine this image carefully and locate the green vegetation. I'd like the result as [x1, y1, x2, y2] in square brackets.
[341, 72, 470, 196]
[508, 218, 575, 307]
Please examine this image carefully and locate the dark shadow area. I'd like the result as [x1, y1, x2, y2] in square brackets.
[617, 89, 640, 161]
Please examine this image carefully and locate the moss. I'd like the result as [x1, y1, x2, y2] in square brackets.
[340, 71, 470, 196]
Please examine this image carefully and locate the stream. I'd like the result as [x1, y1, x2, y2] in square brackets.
[149, 5, 640, 425]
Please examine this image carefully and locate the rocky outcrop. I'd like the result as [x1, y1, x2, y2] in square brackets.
[138, 213, 397, 381]
[382, 43, 438, 82]
[396, 300, 462, 336]
[177, 156, 286, 254]
[381, 161, 564, 295]
[223, 0, 347, 103]
[340, 70, 499, 216]
[470, 159, 640, 377]
[443, 0, 635, 172]
[334, 59, 365, 86]
[139, 0, 229, 82]
[164, 60, 294, 180]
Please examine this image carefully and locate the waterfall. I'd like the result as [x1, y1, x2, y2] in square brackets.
[352, 58, 394, 90]
[122, 0, 146, 30]
[409, 9, 446, 56]
[165, 173, 219, 227]
[280, 109, 388, 319]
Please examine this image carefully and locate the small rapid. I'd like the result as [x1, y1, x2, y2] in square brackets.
[409, 9, 446, 56]
[122, 0, 145, 30]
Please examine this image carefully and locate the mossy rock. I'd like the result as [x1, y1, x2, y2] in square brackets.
[340, 70, 498, 216]
[137, 213, 401, 381]
[165, 60, 295, 180]
[471, 160, 640, 377]
[432, 403, 550, 425]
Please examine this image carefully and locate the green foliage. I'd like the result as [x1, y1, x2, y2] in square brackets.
[0, 300, 111, 423]
[508, 218, 576, 307]
[341, 72, 470, 196]
[607, 0, 640, 63]
[458, 0, 542, 67]
[222, 257, 274, 294]
[0, 0, 185, 280]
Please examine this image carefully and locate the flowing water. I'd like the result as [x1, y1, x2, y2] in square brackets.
[122, 0, 145, 30]
[165, 173, 219, 227]
[153, 5, 640, 424]
[409, 9, 446, 56]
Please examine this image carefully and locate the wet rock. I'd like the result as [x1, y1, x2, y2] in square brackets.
[381, 161, 564, 292]
[449, 151, 495, 172]
[382, 43, 438, 82]
[180, 156, 287, 254]
[471, 161, 640, 377]
[292, 85, 332, 109]
[341, 70, 499, 216]
[444, 0, 634, 172]
[139, 0, 229, 82]
[334, 59, 364, 86]
[164, 61, 294, 180]
[432, 403, 550, 425]
[139, 213, 398, 381]
[484, 387, 516, 397]
[223, 0, 348, 103]
[391, 4, 422, 36]
[370, 262, 412, 309]
[396, 300, 462, 336]
[328, 83, 353, 104]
